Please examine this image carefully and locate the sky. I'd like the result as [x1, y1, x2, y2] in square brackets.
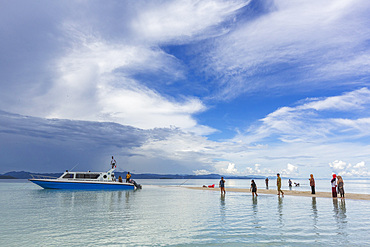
[1, 0, 370, 178]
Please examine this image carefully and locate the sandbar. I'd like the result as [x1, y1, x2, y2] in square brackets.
[184, 186, 370, 201]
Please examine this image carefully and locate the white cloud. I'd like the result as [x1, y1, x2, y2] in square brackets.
[329, 160, 347, 171]
[281, 163, 298, 176]
[193, 169, 212, 175]
[221, 163, 239, 175]
[245, 164, 274, 176]
[8, 27, 213, 133]
[206, 0, 370, 99]
[238, 88, 370, 144]
[329, 160, 370, 177]
[301, 87, 370, 112]
[131, 0, 251, 43]
[0, 0, 253, 135]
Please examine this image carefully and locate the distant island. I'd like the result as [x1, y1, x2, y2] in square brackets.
[0, 171, 267, 180]
[0, 175, 17, 179]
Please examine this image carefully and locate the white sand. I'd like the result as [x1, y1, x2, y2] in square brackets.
[184, 186, 370, 200]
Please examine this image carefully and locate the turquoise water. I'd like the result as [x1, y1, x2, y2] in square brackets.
[1, 179, 370, 246]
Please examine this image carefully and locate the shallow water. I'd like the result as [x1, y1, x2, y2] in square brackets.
[1, 179, 370, 246]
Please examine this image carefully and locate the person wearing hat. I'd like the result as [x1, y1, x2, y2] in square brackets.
[331, 174, 337, 198]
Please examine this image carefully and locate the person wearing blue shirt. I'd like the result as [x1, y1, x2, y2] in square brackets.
[219, 177, 226, 195]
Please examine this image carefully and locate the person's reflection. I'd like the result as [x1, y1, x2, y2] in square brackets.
[125, 190, 131, 203]
[252, 196, 260, 228]
[332, 198, 348, 241]
[338, 199, 347, 224]
[118, 191, 122, 202]
[277, 196, 283, 226]
[252, 196, 258, 214]
[219, 195, 226, 224]
[311, 197, 318, 230]
[339, 199, 346, 214]
[332, 198, 339, 216]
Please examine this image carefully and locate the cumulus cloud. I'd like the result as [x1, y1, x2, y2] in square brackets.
[281, 163, 299, 176]
[245, 164, 274, 176]
[221, 163, 239, 175]
[11, 32, 212, 134]
[329, 160, 370, 177]
[0, 0, 251, 135]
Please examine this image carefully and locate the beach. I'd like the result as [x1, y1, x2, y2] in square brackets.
[186, 186, 370, 200]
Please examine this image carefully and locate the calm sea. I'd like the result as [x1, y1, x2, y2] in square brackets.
[1, 178, 370, 246]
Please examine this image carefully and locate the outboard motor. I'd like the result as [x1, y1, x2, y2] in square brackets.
[130, 179, 142, 189]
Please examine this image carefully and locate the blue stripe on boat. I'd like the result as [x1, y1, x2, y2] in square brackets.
[30, 180, 135, 190]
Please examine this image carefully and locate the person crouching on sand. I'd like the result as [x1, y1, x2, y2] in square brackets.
[250, 180, 258, 197]
[277, 173, 284, 196]
[219, 177, 226, 195]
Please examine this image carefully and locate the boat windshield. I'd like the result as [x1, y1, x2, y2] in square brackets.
[62, 174, 74, 179]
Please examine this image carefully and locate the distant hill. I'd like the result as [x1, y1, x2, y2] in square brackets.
[0, 175, 17, 179]
[2, 171, 62, 179]
[1, 171, 266, 180]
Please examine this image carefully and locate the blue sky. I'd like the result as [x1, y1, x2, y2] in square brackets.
[1, 0, 370, 178]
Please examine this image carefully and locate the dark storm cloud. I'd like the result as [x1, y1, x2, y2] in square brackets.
[0, 110, 172, 173]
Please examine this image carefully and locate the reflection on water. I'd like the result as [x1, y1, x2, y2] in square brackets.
[277, 196, 284, 227]
[252, 196, 260, 228]
[32, 189, 136, 211]
[219, 195, 226, 227]
[2, 182, 370, 246]
[332, 198, 348, 244]
[311, 197, 318, 230]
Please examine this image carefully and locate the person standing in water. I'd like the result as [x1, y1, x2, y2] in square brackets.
[309, 174, 315, 194]
[331, 174, 337, 198]
[265, 177, 269, 189]
[277, 173, 284, 196]
[337, 175, 345, 198]
[110, 156, 116, 169]
[219, 177, 226, 196]
[250, 180, 258, 197]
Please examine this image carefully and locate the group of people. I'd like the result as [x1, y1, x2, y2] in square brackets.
[219, 173, 345, 198]
[331, 174, 345, 198]
[118, 172, 131, 183]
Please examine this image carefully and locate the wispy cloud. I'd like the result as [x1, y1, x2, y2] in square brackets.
[206, 0, 370, 99]
[131, 0, 251, 44]
[240, 88, 370, 144]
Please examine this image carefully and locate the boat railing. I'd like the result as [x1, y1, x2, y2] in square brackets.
[30, 174, 59, 179]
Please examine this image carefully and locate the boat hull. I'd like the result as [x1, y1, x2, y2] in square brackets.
[29, 179, 135, 190]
